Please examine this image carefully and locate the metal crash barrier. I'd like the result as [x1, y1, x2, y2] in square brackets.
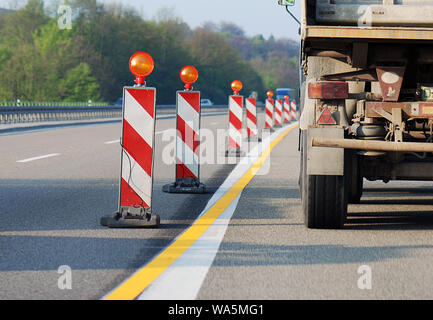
[0, 105, 122, 124]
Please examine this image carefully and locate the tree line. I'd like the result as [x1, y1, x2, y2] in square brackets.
[0, 0, 300, 104]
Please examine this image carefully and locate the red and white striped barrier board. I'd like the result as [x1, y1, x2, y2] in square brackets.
[227, 95, 244, 153]
[163, 91, 205, 193]
[290, 100, 297, 121]
[283, 99, 290, 123]
[100, 86, 160, 228]
[120, 87, 156, 209]
[176, 91, 200, 180]
[265, 99, 274, 128]
[245, 98, 257, 137]
[275, 99, 283, 126]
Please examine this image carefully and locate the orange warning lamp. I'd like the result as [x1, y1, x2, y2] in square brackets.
[129, 52, 154, 85]
[180, 65, 198, 90]
[266, 91, 274, 99]
[284, 95, 289, 101]
[231, 80, 243, 95]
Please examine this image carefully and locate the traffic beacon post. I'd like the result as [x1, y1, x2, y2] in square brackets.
[265, 90, 275, 130]
[245, 95, 259, 141]
[291, 99, 297, 121]
[100, 52, 160, 228]
[283, 95, 291, 123]
[163, 65, 206, 194]
[274, 97, 283, 128]
[226, 80, 244, 157]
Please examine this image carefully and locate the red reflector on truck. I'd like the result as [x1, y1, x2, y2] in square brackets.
[317, 108, 336, 124]
[308, 81, 349, 99]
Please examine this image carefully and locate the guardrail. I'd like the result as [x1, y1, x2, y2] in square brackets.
[0, 105, 122, 124]
[0, 101, 109, 107]
[0, 105, 233, 124]
[0, 104, 255, 125]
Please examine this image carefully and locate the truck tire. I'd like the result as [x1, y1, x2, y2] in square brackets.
[301, 131, 347, 229]
[300, 57, 352, 229]
[345, 150, 363, 204]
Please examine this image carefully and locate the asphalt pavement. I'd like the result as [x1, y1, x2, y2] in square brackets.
[197, 131, 433, 300]
[0, 110, 234, 299]
[2, 108, 433, 300]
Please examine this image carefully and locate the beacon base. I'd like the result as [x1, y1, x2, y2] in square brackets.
[162, 180, 206, 194]
[100, 207, 160, 228]
[245, 135, 262, 142]
[225, 148, 245, 157]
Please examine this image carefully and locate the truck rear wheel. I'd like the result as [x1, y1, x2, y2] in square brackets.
[301, 131, 347, 229]
[345, 150, 363, 204]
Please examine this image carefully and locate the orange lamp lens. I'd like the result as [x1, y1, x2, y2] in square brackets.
[231, 80, 243, 93]
[129, 52, 154, 77]
[180, 66, 199, 84]
[284, 95, 289, 100]
[266, 91, 274, 98]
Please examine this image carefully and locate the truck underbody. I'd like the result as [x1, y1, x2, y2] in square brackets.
[299, 0, 433, 228]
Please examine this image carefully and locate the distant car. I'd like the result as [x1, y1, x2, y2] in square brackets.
[200, 99, 213, 106]
[114, 97, 122, 106]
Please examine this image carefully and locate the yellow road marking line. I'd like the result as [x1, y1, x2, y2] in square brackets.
[104, 123, 299, 300]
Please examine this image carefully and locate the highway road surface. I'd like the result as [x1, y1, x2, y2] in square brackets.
[2, 108, 433, 300]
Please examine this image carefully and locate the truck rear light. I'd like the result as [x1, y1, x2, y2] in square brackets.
[308, 81, 349, 99]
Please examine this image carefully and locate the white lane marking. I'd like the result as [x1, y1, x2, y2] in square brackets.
[105, 139, 120, 144]
[211, 122, 219, 125]
[16, 153, 60, 163]
[136, 123, 298, 300]
[138, 193, 242, 300]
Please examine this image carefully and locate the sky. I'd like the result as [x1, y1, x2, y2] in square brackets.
[0, 0, 302, 41]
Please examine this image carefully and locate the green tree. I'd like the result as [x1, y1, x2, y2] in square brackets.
[250, 54, 299, 93]
[0, 0, 298, 104]
[59, 62, 101, 101]
[32, 19, 81, 100]
[190, 28, 264, 103]
[0, 0, 48, 100]
[0, 0, 48, 46]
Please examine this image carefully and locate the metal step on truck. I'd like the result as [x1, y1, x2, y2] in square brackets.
[290, 0, 433, 228]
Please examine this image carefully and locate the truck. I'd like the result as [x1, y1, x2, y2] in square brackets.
[292, 0, 433, 229]
[276, 88, 297, 104]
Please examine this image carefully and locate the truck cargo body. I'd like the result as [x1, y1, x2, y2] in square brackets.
[299, 0, 433, 228]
